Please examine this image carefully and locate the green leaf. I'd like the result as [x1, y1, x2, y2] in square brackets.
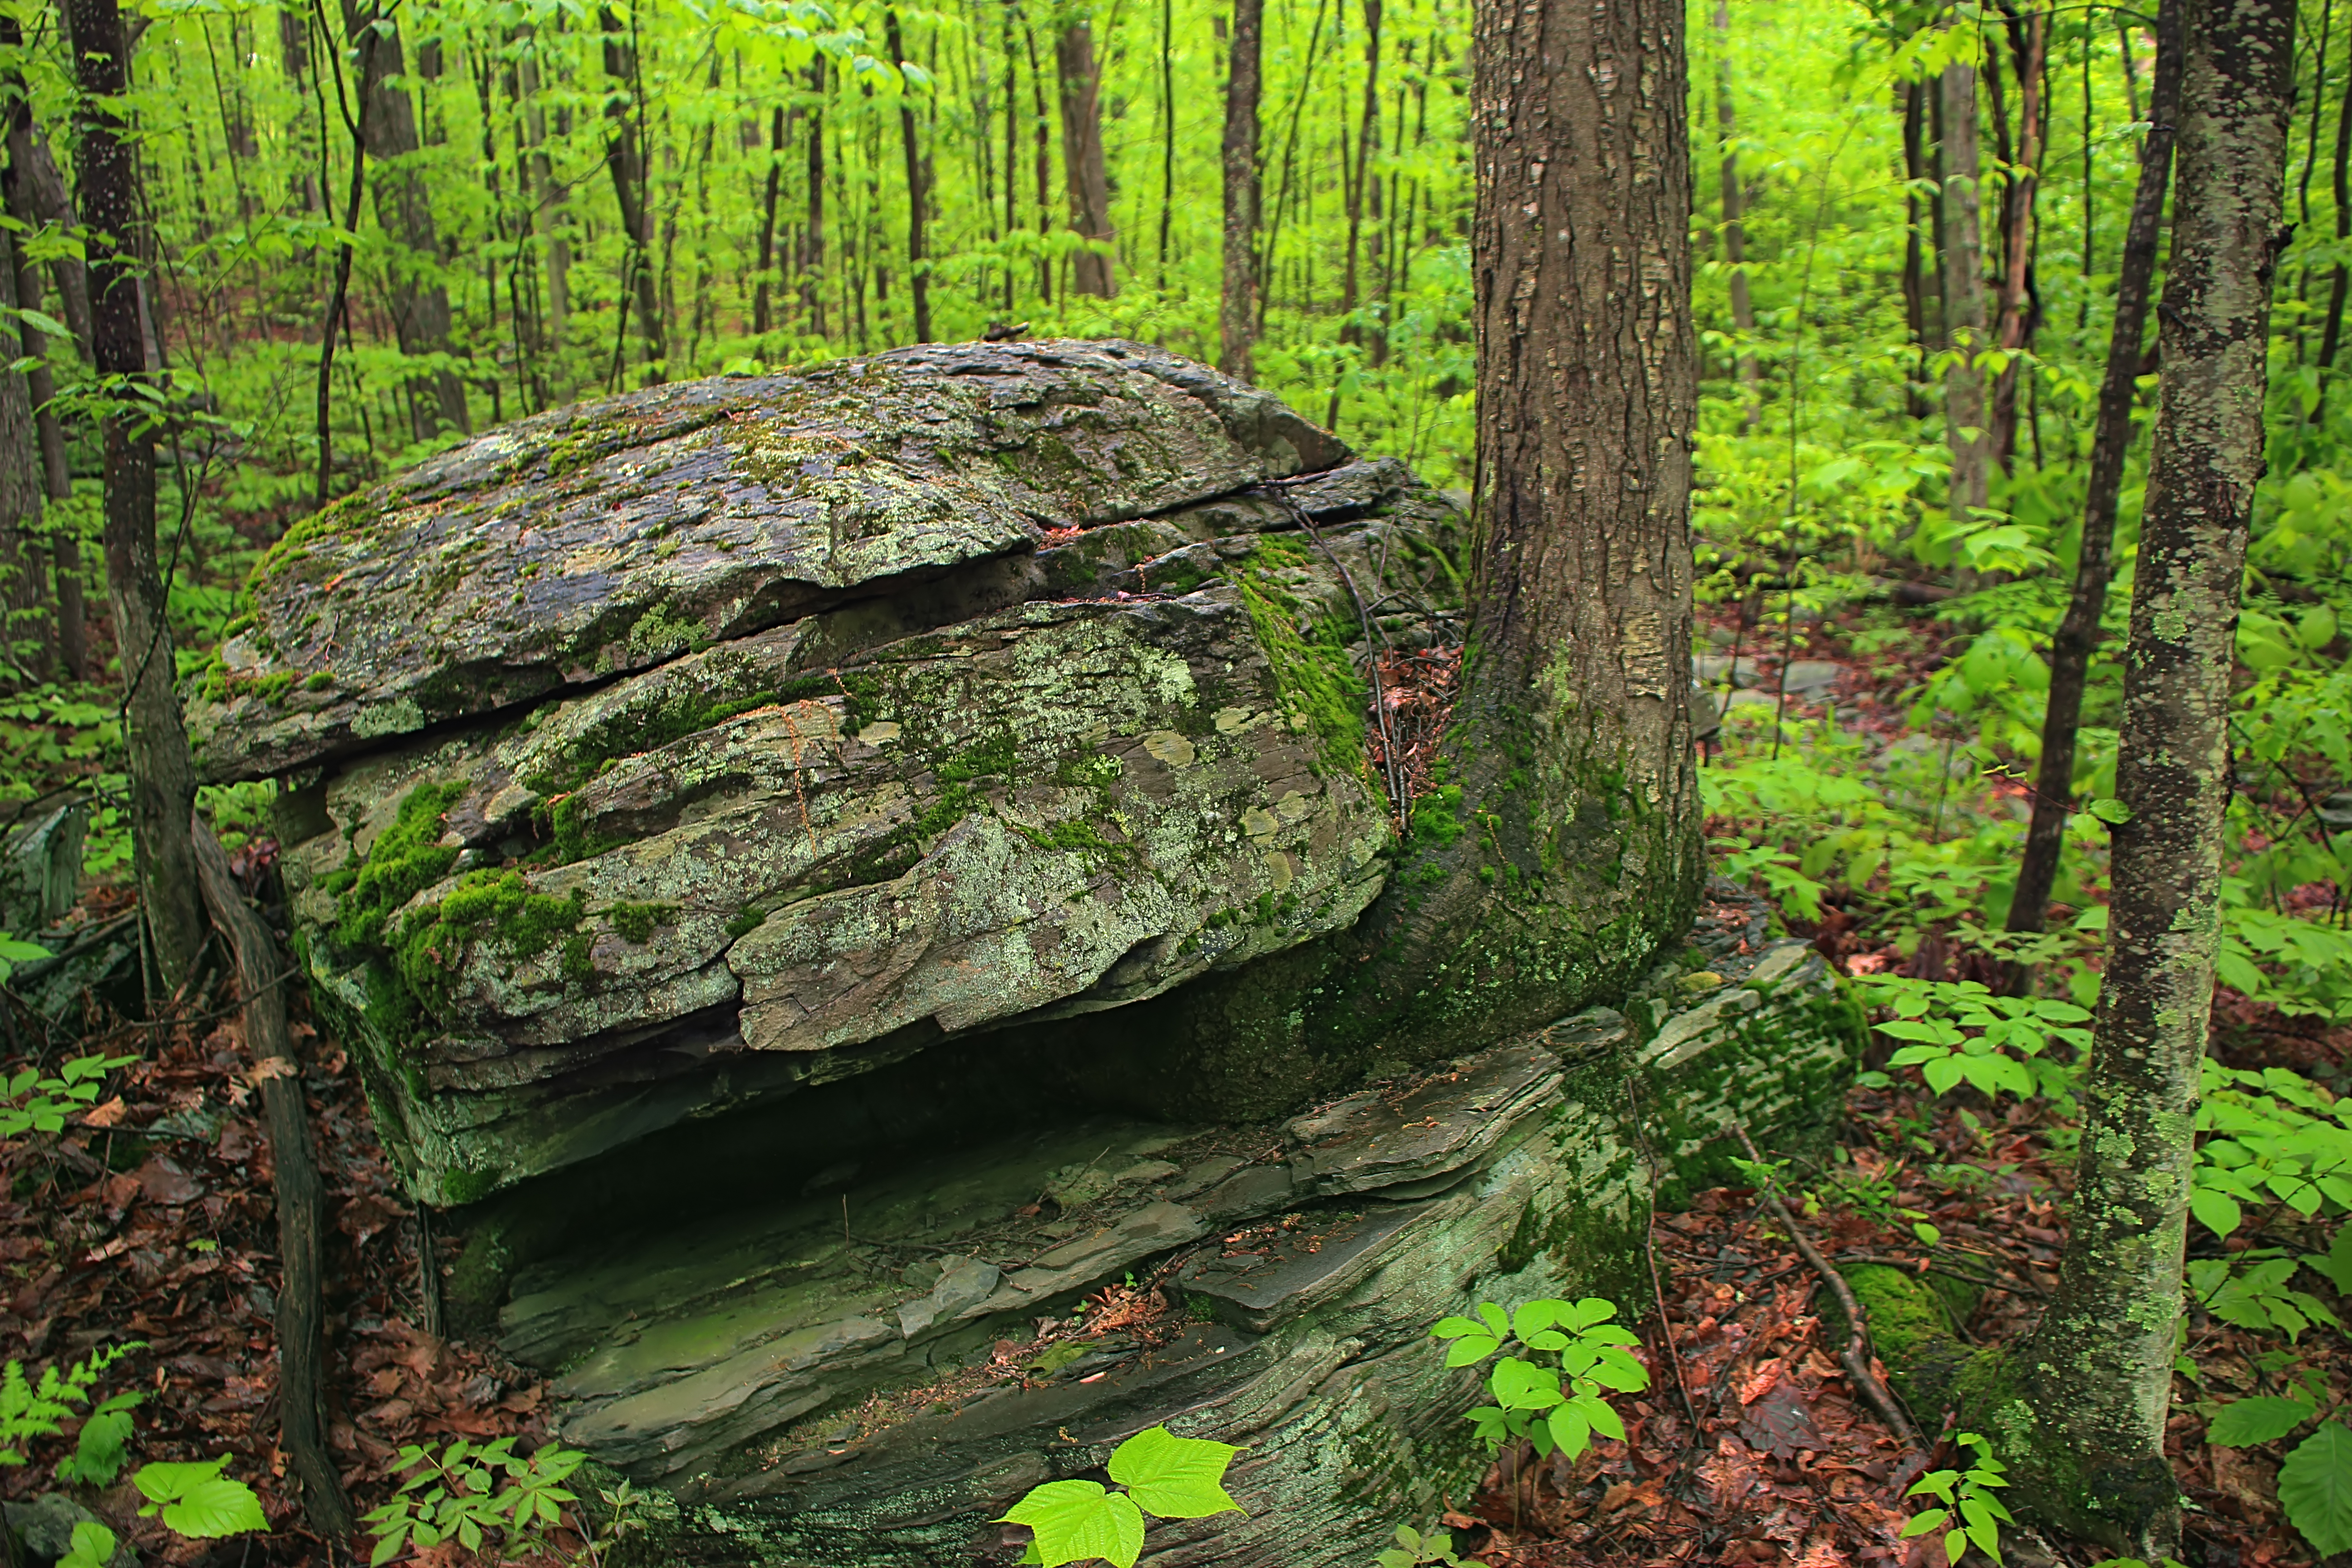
[1441, 1334, 1499, 1367]
[2280, 1421, 2352, 1557]
[2190, 1185, 2245, 1240]
[2209, 1395, 2317, 1447]
[1105, 1426, 1241, 1520]
[58, 1521, 115, 1568]
[1901, 1508, 1950, 1539]
[1488, 1357, 1563, 1411]
[2087, 797, 2133, 825]
[2304, 1225, 2352, 1294]
[1000, 1480, 1147, 1568]
[159, 1476, 269, 1538]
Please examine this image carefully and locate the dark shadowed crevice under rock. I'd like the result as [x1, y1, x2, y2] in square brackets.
[183, 342, 1860, 1566]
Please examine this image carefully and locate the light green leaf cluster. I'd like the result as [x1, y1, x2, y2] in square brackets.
[1430, 1297, 1649, 1463]
[2279, 1421, 2352, 1557]
[2191, 1059, 2352, 1240]
[1860, 975, 2092, 1103]
[134, 1457, 270, 1537]
[361, 1436, 586, 1565]
[996, 1425, 1242, 1568]
[0, 1053, 137, 1140]
[1900, 1432, 2013, 1566]
[0, 1343, 140, 1468]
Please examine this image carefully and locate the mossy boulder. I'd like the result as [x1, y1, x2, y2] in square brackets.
[186, 343, 1863, 1566]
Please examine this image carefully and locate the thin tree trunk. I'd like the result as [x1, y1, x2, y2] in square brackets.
[66, 0, 208, 996]
[601, 4, 665, 380]
[2317, 31, 2352, 395]
[804, 58, 828, 337]
[887, 10, 934, 342]
[0, 222, 47, 678]
[1156, 0, 1174, 284]
[1714, 0, 1758, 427]
[1220, 0, 1264, 376]
[2006, 0, 2291, 1555]
[1003, 1, 1020, 310]
[1901, 78, 1933, 417]
[0, 17, 84, 680]
[755, 104, 785, 336]
[191, 817, 356, 1536]
[315, 4, 378, 507]
[339, 0, 469, 440]
[1338, 0, 1379, 344]
[518, 43, 569, 371]
[1056, 17, 1116, 297]
[2009, 0, 2181, 940]
[1941, 49, 1991, 526]
[1989, 5, 2047, 473]
[1026, 16, 1054, 305]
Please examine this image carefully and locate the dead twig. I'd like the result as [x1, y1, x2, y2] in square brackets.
[1732, 1123, 1921, 1452]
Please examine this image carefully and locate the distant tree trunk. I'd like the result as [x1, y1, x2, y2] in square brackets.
[1338, 0, 1380, 345]
[1056, 17, 1116, 297]
[66, 0, 207, 994]
[1941, 49, 1991, 526]
[0, 17, 85, 680]
[1988, 6, 2048, 473]
[803, 58, 828, 337]
[2000, 1, 2291, 1556]
[1220, 0, 1263, 377]
[315, 13, 378, 507]
[755, 104, 785, 336]
[600, 4, 665, 381]
[1026, 16, 1054, 305]
[1714, 0, 1758, 426]
[2317, 29, 2352, 398]
[1901, 77, 1933, 418]
[1156, 0, 1174, 284]
[0, 223, 47, 675]
[339, 0, 470, 441]
[886, 10, 934, 343]
[2009, 0, 2180, 941]
[518, 42, 569, 372]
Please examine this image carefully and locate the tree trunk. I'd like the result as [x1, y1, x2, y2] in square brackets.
[1714, 0, 1758, 427]
[1338, 0, 1380, 345]
[1025, 16, 1054, 306]
[1220, 0, 1264, 376]
[601, 4, 666, 380]
[1989, 6, 2047, 473]
[1999, 0, 2292, 1554]
[1156, 0, 1174, 284]
[0, 221, 47, 676]
[339, 0, 470, 441]
[1901, 78, 1933, 417]
[1941, 51, 1991, 527]
[887, 10, 933, 343]
[519, 42, 569, 375]
[803, 58, 827, 337]
[1056, 18, 1116, 297]
[755, 104, 785, 336]
[2009, 0, 2180, 940]
[66, 0, 207, 994]
[2316, 27, 2352, 394]
[315, 15, 379, 507]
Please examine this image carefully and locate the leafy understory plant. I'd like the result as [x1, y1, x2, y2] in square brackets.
[997, 1424, 1242, 1567]
[0, 1053, 136, 1139]
[1900, 1431, 2012, 1566]
[2, 1344, 139, 1464]
[1376, 1522, 1466, 1567]
[2209, 1390, 2352, 1561]
[1432, 1296, 1650, 1460]
[1860, 977, 2093, 1103]
[363, 1436, 587, 1565]
[135, 1457, 270, 1537]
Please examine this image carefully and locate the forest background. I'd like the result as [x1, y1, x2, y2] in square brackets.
[9, 0, 2352, 1559]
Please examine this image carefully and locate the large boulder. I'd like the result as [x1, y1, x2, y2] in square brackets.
[190, 342, 1858, 1567]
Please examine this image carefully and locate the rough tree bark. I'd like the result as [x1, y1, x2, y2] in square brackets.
[1990, 0, 2293, 1553]
[339, 0, 470, 441]
[1901, 77, 1934, 418]
[886, 10, 933, 343]
[65, 0, 207, 993]
[1056, 16, 1117, 298]
[1941, 47, 1991, 526]
[1220, 0, 1264, 377]
[2008, 0, 2180, 939]
[0, 222, 47, 672]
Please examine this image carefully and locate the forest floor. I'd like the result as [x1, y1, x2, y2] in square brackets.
[0, 640, 2345, 1568]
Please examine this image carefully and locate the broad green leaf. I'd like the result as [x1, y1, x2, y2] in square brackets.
[1105, 1426, 1241, 1519]
[2190, 1185, 2244, 1240]
[1488, 1357, 1563, 1411]
[2304, 1226, 2352, 1294]
[1475, 1302, 1510, 1340]
[1000, 1480, 1147, 1568]
[1442, 1335, 1499, 1367]
[2280, 1421, 2352, 1557]
[2208, 1396, 2316, 1448]
[159, 1475, 269, 1538]
[58, 1521, 115, 1568]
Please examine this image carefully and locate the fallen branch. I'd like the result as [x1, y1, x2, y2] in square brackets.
[1732, 1124, 1921, 1451]
[191, 814, 355, 1534]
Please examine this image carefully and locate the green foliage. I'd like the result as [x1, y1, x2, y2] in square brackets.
[1901, 1432, 2013, 1567]
[0, 930, 49, 985]
[1431, 1297, 1649, 1462]
[995, 1425, 1243, 1568]
[2187, 1254, 2341, 1343]
[361, 1436, 587, 1566]
[1375, 1523, 1465, 1568]
[1859, 977, 2092, 1102]
[2207, 1394, 2318, 1448]
[133, 1457, 270, 1538]
[0, 1053, 136, 1140]
[0, 1344, 138, 1467]
[2191, 1061, 2352, 1240]
[54, 1391, 141, 1486]
[2280, 1421, 2352, 1558]
[58, 1520, 115, 1568]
